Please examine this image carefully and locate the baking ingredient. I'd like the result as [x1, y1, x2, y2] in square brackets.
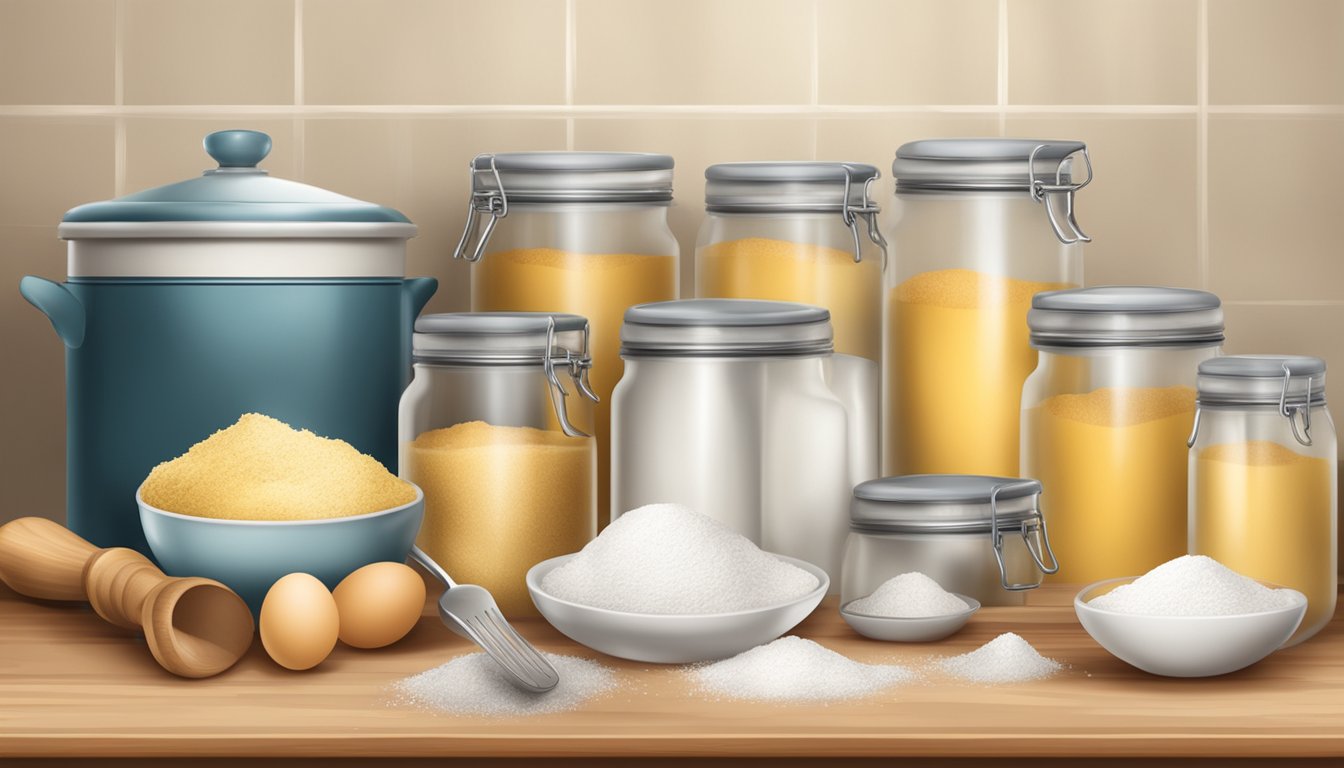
[474, 247, 678, 529]
[698, 237, 881, 360]
[1194, 441, 1335, 641]
[846, 572, 970, 618]
[260, 573, 341, 671]
[395, 651, 616, 716]
[886, 269, 1068, 477]
[1023, 386, 1195, 583]
[141, 413, 416, 521]
[541, 503, 819, 614]
[937, 632, 1061, 684]
[1089, 554, 1304, 617]
[407, 421, 595, 616]
[332, 562, 426, 649]
[690, 636, 913, 702]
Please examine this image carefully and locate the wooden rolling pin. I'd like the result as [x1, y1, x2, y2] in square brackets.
[0, 517, 254, 678]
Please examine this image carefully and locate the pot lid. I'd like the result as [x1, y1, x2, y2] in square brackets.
[1197, 354, 1327, 406]
[892, 138, 1088, 192]
[60, 130, 414, 237]
[620, 299, 833, 358]
[704, 161, 879, 212]
[1029, 286, 1225, 347]
[413, 312, 591, 364]
[850, 475, 1043, 533]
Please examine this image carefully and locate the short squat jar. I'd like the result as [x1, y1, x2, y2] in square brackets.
[398, 313, 599, 616]
[1189, 355, 1337, 645]
[1021, 286, 1223, 584]
[840, 475, 1059, 607]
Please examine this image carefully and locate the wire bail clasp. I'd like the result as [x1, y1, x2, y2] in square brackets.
[839, 164, 889, 268]
[452, 153, 509, 263]
[1279, 363, 1315, 446]
[989, 481, 1060, 591]
[1028, 144, 1093, 245]
[542, 316, 600, 439]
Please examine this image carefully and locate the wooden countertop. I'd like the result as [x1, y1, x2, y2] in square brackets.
[1, 582, 1341, 763]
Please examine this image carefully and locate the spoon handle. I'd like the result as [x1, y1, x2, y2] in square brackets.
[0, 517, 98, 601]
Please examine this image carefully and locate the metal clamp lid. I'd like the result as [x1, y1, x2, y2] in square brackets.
[1190, 355, 1327, 448]
[541, 316, 601, 438]
[987, 480, 1060, 591]
[1028, 144, 1093, 245]
[453, 154, 509, 264]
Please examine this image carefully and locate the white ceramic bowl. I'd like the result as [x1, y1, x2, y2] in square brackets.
[1074, 576, 1308, 678]
[839, 594, 980, 642]
[526, 553, 829, 664]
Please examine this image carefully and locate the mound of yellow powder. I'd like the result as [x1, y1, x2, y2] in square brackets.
[1040, 385, 1196, 428]
[141, 413, 417, 521]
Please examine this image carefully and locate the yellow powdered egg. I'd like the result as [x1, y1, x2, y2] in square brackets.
[260, 573, 340, 671]
[473, 247, 677, 529]
[333, 562, 426, 649]
[406, 421, 595, 617]
[1195, 440, 1336, 643]
[141, 413, 417, 521]
[1024, 386, 1196, 583]
[697, 237, 881, 361]
[886, 269, 1070, 477]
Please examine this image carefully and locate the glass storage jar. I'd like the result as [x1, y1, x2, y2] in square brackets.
[456, 152, 679, 529]
[611, 299, 875, 586]
[884, 138, 1091, 478]
[1021, 286, 1224, 584]
[1189, 355, 1337, 645]
[696, 161, 885, 475]
[840, 475, 1058, 607]
[398, 312, 598, 617]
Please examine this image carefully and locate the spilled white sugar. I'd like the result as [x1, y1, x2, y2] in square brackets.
[541, 503, 820, 614]
[393, 652, 616, 717]
[937, 633, 1061, 684]
[690, 636, 914, 702]
[846, 572, 970, 618]
[1088, 554, 1302, 616]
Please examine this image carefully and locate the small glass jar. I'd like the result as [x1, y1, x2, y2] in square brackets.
[884, 139, 1090, 478]
[612, 299, 872, 585]
[695, 162, 885, 474]
[1021, 287, 1224, 584]
[840, 475, 1058, 607]
[1189, 355, 1337, 645]
[398, 312, 599, 617]
[455, 152, 680, 529]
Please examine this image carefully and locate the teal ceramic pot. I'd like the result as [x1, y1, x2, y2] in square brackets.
[20, 130, 437, 555]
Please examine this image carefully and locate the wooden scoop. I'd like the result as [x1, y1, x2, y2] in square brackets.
[0, 517, 254, 678]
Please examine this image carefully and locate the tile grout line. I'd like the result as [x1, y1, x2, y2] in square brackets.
[0, 104, 1235, 117]
[565, 0, 576, 150]
[1196, 0, 1210, 291]
[293, 0, 305, 180]
[113, 0, 126, 196]
[997, 0, 1008, 135]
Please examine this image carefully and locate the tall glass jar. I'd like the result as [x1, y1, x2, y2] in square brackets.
[612, 299, 869, 585]
[1021, 287, 1224, 584]
[398, 312, 598, 616]
[456, 152, 679, 529]
[696, 162, 885, 475]
[1189, 355, 1337, 645]
[884, 139, 1091, 478]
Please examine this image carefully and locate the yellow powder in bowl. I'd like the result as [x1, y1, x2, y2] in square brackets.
[141, 413, 417, 521]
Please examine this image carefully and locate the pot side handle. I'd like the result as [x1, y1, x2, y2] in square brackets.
[19, 276, 85, 349]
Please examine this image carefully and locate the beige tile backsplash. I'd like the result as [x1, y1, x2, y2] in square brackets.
[1, 0, 1342, 548]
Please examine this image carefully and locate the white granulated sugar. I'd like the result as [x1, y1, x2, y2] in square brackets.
[846, 572, 970, 618]
[1088, 555, 1303, 616]
[937, 633, 1061, 684]
[690, 636, 914, 702]
[394, 652, 616, 717]
[541, 503, 820, 614]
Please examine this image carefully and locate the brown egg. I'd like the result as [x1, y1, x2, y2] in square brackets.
[333, 562, 426, 649]
[259, 573, 340, 671]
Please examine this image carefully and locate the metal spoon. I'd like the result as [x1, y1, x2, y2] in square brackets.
[409, 546, 559, 693]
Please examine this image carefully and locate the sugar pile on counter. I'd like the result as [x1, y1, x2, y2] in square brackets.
[541, 503, 820, 614]
[1088, 555, 1302, 616]
[846, 572, 970, 618]
[937, 633, 1061, 684]
[394, 652, 615, 717]
[690, 636, 913, 702]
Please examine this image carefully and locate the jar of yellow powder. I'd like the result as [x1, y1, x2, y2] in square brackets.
[1190, 355, 1337, 645]
[398, 313, 599, 617]
[696, 162, 885, 477]
[1021, 287, 1224, 584]
[884, 139, 1091, 478]
[454, 153, 679, 530]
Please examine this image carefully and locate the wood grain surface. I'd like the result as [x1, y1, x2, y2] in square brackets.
[0, 582, 1341, 761]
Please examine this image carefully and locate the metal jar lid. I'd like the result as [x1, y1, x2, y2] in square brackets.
[703, 162, 887, 264]
[413, 312, 598, 438]
[1193, 355, 1327, 447]
[453, 151, 674, 263]
[1029, 286, 1225, 348]
[620, 299, 833, 358]
[892, 138, 1092, 245]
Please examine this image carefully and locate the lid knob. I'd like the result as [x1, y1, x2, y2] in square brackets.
[204, 130, 271, 169]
